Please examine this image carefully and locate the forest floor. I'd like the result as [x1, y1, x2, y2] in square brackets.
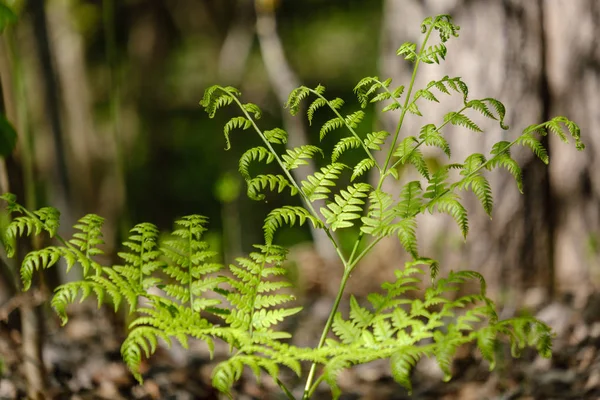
[1, 288, 600, 400]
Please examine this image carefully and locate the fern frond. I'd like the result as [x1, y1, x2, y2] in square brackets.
[51, 280, 113, 325]
[282, 145, 324, 170]
[264, 127, 288, 145]
[320, 116, 344, 140]
[423, 168, 449, 199]
[468, 98, 508, 129]
[360, 189, 395, 237]
[516, 132, 549, 164]
[223, 116, 252, 150]
[395, 218, 419, 258]
[426, 193, 469, 238]
[247, 174, 298, 201]
[393, 136, 429, 179]
[161, 215, 224, 310]
[285, 86, 310, 115]
[301, 162, 347, 201]
[354, 76, 394, 108]
[487, 141, 523, 192]
[263, 206, 323, 245]
[419, 124, 451, 157]
[320, 183, 371, 230]
[396, 180, 423, 219]
[20, 247, 67, 290]
[238, 146, 275, 180]
[121, 320, 187, 383]
[200, 85, 238, 118]
[437, 76, 469, 103]
[390, 348, 428, 394]
[407, 102, 423, 116]
[415, 88, 440, 103]
[459, 174, 493, 216]
[242, 102, 262, 119]
[444, 111, 482, 132]
[364, 130, 389, 151]
[70, 214, 105, 259]
[307, 97, 328, 124]
[420, 43, 447, 64]
[424, 14, 460, 43]
[523, 117, 584, 151]
[332, 136, 362, 162]
[397, 41, 417, 62]
[220, 245, 299, 334]
[351, 158, 376, 181]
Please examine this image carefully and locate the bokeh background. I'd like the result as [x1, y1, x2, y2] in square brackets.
[0, 0, 599, 398]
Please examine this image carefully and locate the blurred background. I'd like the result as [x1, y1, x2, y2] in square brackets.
[0, 0, 599, 398]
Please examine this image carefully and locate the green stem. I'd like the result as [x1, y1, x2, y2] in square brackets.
[300, 22, 439, 400]
[345, 23, 437, 271]
[380, 24, 435, 180]
[302, 268, 351, 399]
[275, 377, 296, 400]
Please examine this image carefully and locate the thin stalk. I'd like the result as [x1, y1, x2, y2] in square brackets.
[274, 377, 296, 400]
[302, 268, 351, 399]
[346, 23, 437, 271]
[300, 22, 438, 399]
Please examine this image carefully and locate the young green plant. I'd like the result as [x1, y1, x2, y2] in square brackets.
[1, 14, 583, 399]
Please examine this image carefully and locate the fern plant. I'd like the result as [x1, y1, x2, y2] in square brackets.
[1, 14, 584, 399]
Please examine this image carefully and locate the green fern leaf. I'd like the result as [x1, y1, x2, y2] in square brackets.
[354, 76, 382, 108]
[468, 98, 508, 129]
[351, 158, 375, 181]
[307, 97, 328, 124]
[459, 174, 493, 215]
[427, 193, 469, 238]
[239, 146, 275, 180]
[407, 102, 423, 116]
[444, 111, 482, 132]
[247, 174, 298, 201]
[516, 132, 549, 164]
[487, 141, 523, 192]
[423, 168, 449, 199]
[282, 145, 324, 170]
[364, 130, 390, 151]
[396, 180, 423, 218]
[200, 85, 237, 118]
[332, 312, 360, 344]
[242, 102, 262, 119]
[264, 127, 288, 144]
[301, 163, 347, 201]
[415, 88, 440, 103]
[420, 43, 447, 64]
[285, 86, 310, 115]
[223, 116, 252, 150]
[320, 116, 344, 140]
[397, 41, 417, 62]
[349, 296, 373, 329]
[320, 183, 371, 230]
[332, 136, 362, 162]
[263, 206, 323, 245]
[419, 124, 451, 157]
[361, 189, 395, 236]
[344, 110, 365, 129]
[393, 136, 429, 179]
[390, 349, 425, 394]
